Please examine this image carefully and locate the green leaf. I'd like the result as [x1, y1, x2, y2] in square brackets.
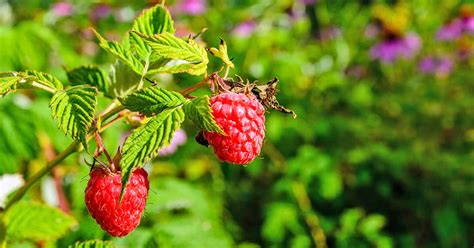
[0, 71, 63, 97]
[108, 59, 142, 98]
[22, 70, 63, 90]
[130, 5, 174, 59]
[135, 32, 208, 75]
[138, 32, 207, 63]
[4, 202, 77, 242]
[0, 73, 18, 97]
[184, 96, 225, 135]
[120, 86, 185, 116]
[66, 65, 109, 95]
[0, 98, 39, 174]
[93, 29, 144, 75]
[147, 61, 208, 76]
[69, 240, 114, 248]
[50, 85, 98, 146]
[120, 107, 185, 195]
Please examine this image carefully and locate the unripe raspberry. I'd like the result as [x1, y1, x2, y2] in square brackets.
[84, 168, 149, 237]
[204, 92, 265, 164]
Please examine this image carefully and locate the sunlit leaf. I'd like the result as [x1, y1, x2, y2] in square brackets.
[50, 85, 97, 146]
[5, 202, 77, 242]
[120, 86, 185, 116]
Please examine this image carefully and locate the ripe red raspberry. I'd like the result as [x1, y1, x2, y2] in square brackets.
[203, 92, 265, 164]
[85, 168, 149, 237]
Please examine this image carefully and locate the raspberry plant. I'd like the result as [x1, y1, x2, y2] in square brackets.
[0, 4, 294, 245]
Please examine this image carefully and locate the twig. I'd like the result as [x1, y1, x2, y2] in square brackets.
[179, 78, 210, 96]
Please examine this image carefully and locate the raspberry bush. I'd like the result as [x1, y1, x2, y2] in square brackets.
[0, 4, 294, 246]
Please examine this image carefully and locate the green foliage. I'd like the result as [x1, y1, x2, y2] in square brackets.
[183, 95, 225, 134]
[1, 1, 473, 247]
[120, 107, 185, 195]
[4, 202, 76, 242]
[119, 86, 185, 116]
[130, 5, 174, 59]
[137, 32, 208, 75]
[0, 71, 62, 97]
[66, 66, 109, 96]
[93, 30, 144, 75]
[0, 97, 39, 173]
[50, 85, 98, 146]
[107, 59, 142, 98]
[69, 240, 114, 248]
[147, 178, 234, 247]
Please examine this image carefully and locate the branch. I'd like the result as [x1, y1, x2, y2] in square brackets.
[2, 103, 125, 212]
[3, 141, 80, 211]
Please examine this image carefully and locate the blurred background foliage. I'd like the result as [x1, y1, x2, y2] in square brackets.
[0, 0, 473, 247]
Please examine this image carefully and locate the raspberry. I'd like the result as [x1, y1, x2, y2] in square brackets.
[203, 92, 265, 164]
[84, 168, 149, 237]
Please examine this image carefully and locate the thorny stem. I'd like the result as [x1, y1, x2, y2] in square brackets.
[2, 102, 125, 212]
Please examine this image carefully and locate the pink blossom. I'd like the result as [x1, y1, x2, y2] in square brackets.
[232, 21, 256, 38]
[158, 129, 187, 156]
[52, 2, 73, 17]
[177, 0, 207, 16]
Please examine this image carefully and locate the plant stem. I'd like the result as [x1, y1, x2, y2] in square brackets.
[179, 78, 210, 96]
[4, 141, 80, 211]
[2, 102, 126, 212]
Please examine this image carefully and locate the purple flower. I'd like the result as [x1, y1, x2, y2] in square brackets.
[232, 21, 256, 38]
[158, 129, 187, 156]
[177, 0, 207, 16]
[436, 19, 464, 41]
[418, 56, 453, 76]
[418, 56, 436, 73]
[91, 4, 112, 22]
[370, 33, 421, 63]
[52, 2, 73, 17]
[464, 17, 474, 33]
